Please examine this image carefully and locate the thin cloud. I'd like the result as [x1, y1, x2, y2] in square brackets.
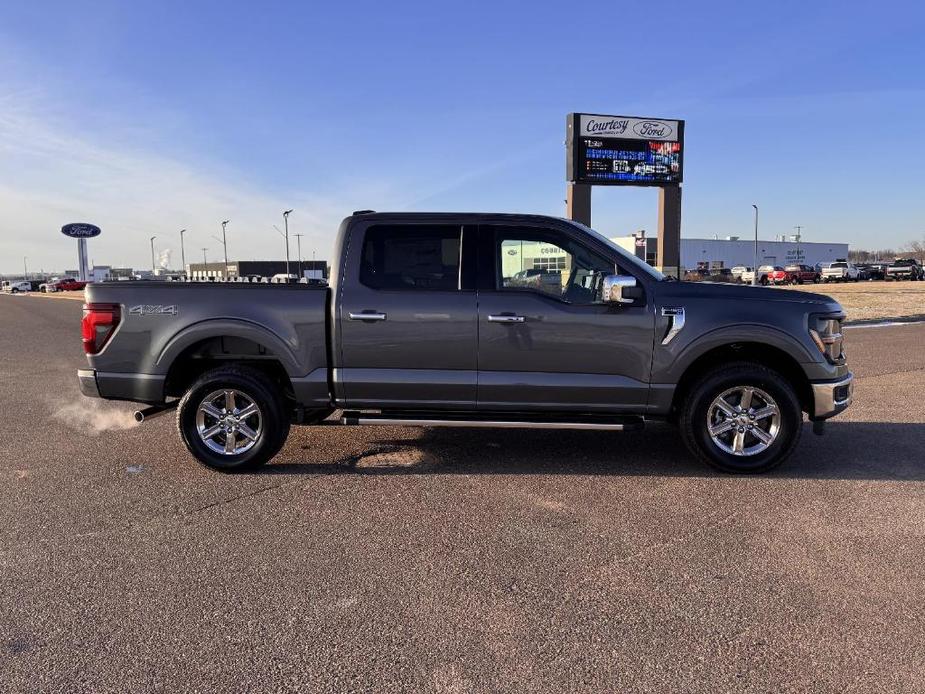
[0, 91, 403, 274]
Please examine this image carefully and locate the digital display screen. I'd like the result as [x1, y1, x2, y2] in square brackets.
[567, 114, 684, 186]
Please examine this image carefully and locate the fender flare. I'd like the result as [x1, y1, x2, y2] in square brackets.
[156, 318, 302, 376]
[660, 323, 818, 384]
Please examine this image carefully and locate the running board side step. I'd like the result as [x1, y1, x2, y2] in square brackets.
[340, 412, 644, 431]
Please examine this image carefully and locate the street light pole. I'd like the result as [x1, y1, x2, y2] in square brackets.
[283, 210, 293, 276]
[150, 236, 157, 273]
[294, 233, 304, 278]
[179, 229, 187, 275]
[202, 247, 208, 264]
[220, 220, 230, 266]
[793, 225, 803, 263]
[751, 205, 759, 286]
[23, 257, 28, 280]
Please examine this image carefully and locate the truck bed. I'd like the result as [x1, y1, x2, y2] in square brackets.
[83, 281, 330, 407]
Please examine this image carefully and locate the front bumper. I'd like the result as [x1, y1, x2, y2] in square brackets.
[78, 369, 101, 398]
[810, 373, 854, 419]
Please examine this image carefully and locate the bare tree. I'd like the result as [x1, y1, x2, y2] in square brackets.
[903, 239, 925, 263]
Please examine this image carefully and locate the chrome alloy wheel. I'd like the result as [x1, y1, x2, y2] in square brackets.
[195, 389, 263, 455]
[707, 386, 781, 457]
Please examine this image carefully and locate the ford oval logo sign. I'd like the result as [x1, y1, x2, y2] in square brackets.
[61, 223, 102, 239]
[632, 121, 674, 139]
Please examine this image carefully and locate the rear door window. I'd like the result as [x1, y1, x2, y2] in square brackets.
[360, 225, 462, 291]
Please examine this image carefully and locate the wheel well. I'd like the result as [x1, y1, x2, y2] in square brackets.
[670, 342, 813, 417]
[164, 336, 294, 401]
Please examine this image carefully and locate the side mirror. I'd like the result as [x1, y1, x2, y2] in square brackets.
[603, 274, 642, 304]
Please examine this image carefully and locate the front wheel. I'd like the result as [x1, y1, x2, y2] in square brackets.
[679, 362, 803, 474]
[176, 365, 290, 472]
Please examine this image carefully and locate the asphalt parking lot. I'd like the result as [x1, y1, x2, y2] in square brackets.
[2, 293, 924, 693]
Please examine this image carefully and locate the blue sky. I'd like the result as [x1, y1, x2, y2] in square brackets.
[1, 0, 923, 273]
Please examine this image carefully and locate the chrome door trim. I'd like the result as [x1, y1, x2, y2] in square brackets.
[661, 307, 685, 345]
[487, 314, 526, 323]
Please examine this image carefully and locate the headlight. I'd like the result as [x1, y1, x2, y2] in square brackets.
[809, 314, 845, 364]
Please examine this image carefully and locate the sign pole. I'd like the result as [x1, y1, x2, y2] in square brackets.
[657, 185, 682, 278]
[566, 183, 591, 226]
[78, 238, 89, 281]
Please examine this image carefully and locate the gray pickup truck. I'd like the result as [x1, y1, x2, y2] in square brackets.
[78, 212, 853, 474]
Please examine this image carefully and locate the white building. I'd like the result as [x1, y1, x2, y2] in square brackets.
[611, 236, 849, 271]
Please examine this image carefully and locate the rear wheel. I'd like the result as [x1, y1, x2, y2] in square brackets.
[679, 362, 803, 474]
[176, 365, 290, 472]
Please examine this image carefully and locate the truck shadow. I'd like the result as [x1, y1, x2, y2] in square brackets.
[266, 421, 925, 481]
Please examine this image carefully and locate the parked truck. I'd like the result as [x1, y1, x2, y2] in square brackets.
[78, 212, 853, 474]
[821, 261, 860, 282]
[885, 258, 923, 281]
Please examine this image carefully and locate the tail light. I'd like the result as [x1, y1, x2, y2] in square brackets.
[82, 303, 121, 354]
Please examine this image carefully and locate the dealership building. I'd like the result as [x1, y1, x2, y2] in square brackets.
[611, 235, 850, 271]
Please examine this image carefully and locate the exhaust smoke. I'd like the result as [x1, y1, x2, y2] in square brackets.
[51, 400, 140, 435]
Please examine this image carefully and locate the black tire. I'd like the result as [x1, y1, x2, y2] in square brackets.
[176, 365, 290, 472]
[679, 362, 803, 474]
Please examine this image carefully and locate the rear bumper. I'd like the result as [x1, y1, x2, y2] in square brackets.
[76, 369, 165, 404]
[810, 373, 854, 420]
[77, 369, 100, 398]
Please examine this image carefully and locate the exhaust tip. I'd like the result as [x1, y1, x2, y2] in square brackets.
[133, 410, 146, 423]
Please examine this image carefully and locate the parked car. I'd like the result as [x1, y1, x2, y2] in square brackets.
[821, 261, 860, 282]
[706, 268, 735, 283]
[782, 264, 821, 285]
[1, 280, 31, 293]
[78, 211, 853, 475]
[507, 268, 563, 290]
[41, 278, 87, 292]
[767, 266, 794, 285]
[730, 266, 751, 281]
[740, 265, 779, 285]
[854, 263, 884, 281]
[885, 258, 923, 281]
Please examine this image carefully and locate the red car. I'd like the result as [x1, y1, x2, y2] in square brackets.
[764, 266, 788, 284]
[43, 278, 87, 292]
[781, 264, 821, 285]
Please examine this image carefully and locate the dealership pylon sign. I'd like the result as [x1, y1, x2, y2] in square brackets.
[61, 223, 102, 281]
[566, 113, 684, 186]
[565, 112, 684, 277]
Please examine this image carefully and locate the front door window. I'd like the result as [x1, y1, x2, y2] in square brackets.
[497, 231, 615, 304]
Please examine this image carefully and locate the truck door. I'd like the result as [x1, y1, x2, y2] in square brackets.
[476, 223, 655, 413]
[337, 222, 478, 409]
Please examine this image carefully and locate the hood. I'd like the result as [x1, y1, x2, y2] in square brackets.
[656, 280, 838, 306]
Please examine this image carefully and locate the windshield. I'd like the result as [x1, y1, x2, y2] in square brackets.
[565, 221, 666, 281]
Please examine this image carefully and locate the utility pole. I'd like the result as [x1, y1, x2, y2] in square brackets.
[751, 205, 759, 286]
[179, 229, 187, 275]
[23, 256, 28, 280]
[202, 247, 208, 265]
[793, 225, 803, 263]
[220, 220, 230, 266]
[283, 210, 293, 276]
[150, 236, 157, 273]
[294, 233, 304, 278]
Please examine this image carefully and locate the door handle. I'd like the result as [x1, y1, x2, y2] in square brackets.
[348, 311, 387, 321]
[488, 314, 525, 323]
